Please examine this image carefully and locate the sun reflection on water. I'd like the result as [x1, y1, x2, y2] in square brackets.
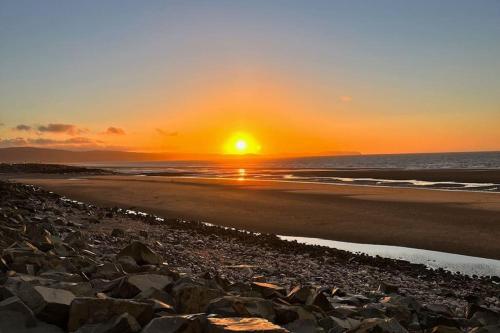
[238, 168, 246, 181]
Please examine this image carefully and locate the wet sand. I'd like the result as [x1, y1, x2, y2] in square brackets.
[15, 175, 500, 259]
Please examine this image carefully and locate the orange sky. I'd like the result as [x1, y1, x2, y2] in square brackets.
[1, 2, 499, 157]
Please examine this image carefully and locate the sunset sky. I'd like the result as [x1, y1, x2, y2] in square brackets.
[1, 1, 499, 156]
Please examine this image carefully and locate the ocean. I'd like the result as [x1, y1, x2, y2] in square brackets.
[87, 151, 500, 192]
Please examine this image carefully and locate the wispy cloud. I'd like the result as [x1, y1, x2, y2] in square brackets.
[0, 137, 27, 146]
[14, 124, 32, 131]
[37, 123, 86, 135]
[102, 126, 126, 135]
[156, 128, 178, 137]
[0, 136, 100, 148]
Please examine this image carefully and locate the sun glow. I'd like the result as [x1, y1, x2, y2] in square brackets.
[224, 132, 261, 155]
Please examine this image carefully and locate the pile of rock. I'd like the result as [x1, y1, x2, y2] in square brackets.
[1, 180, 499, 332]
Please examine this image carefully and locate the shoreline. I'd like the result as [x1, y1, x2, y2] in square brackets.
[12, 174, 500, 260]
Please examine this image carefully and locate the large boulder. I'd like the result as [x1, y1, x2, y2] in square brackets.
[67, 297, 154, 331]
[206, 296, 276, 322]
[117, 242, 162, 266]
[206, 317, 289, 333]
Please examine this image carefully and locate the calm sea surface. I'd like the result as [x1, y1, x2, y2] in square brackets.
[86, 151, 500, 192]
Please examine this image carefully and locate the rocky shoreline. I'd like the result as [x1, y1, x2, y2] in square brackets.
[1, 179, 499, 332]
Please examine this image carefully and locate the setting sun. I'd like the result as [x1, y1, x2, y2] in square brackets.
[224, 132, 261, 155]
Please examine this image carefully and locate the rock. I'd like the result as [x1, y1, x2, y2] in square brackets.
[172, 281, 225, 313]
[431, 326, 463, 333]
[425, 304, 455, 318]
[469, 325, 500, 333]
[75, 313, 141, 333]
[117, 256, 140, 273]
[64, 231, 88, 249]
[206, 296, 276, 322]
[94, 263, 124, 280]
[206, 317, 288, 333]
[111, 274, 174, 298]
[348, 318, 408, 333]
[470, 307, 500, 327]
[0, 311, 64, 333]
[67, 297, 154, 331]
[324, 317, 361, 333]
[380, 296, 421, 327]
[284, 319, 321, 333]
[274, 304, 316, 325]
[286, 286, 332, 312]
[142, 314, 204, 333]
[117, 242, 162, 266]
[378, 282, 399, 294]
[111, 228, 125, 238]
[134, 287, 175, 306]
[287, 286, 315, 304]
[251, 282, 286, 298]
[0, 296, 37, 327]
[6, 282, 75, 328]
[34, 286, 75, 327]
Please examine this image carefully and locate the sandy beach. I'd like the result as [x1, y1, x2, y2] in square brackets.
[14, 175, 500, 259]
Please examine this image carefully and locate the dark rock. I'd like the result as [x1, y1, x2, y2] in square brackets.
[378, 282, 399, 294]
[431, 326, 463, 333]
[74, 313, 141, 333]
[111, 274, 174, 299]
[0, 296, 37, 327]
[142, 314, 204, 333]
[251, 282, 286, 298]
[67, 297, 154, 331]
[172, 281, 225, 313]
[206, 296, 276, 321]
[111, 228, 126, 238]
[117, 242, 162, 266]
[348, 318, 408, 333]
